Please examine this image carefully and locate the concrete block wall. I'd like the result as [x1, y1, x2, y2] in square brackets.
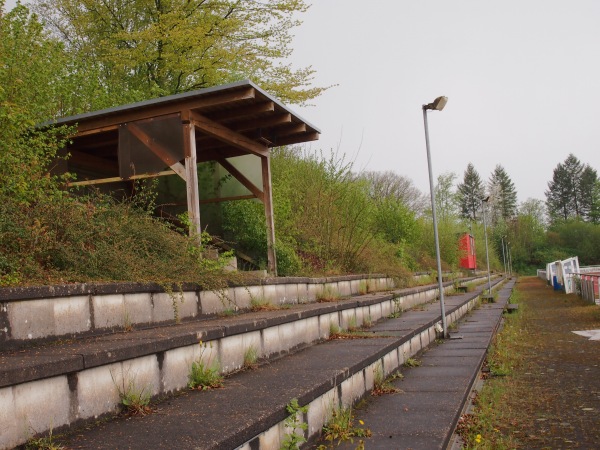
[0, 275, 399, 348]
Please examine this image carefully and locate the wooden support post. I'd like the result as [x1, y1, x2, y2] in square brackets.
[261, 155, 277, 276]
[183, 122, 202, 241]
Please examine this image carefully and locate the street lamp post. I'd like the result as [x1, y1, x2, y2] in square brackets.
[481, 196, 492, 295]
[501, 235, 507, 276]
[422, 96, 448, 338]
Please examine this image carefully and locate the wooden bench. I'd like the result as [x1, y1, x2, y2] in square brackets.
[505, 303, 519, 313]
[481, 294, 495, 303]
[455, 285, 468, 293]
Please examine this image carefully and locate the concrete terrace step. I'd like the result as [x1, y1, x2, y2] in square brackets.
[47, 279, 505, 450]
[0, 275, 498, 449]
[335, 279, 516, 450]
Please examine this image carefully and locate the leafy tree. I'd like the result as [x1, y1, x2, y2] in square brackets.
[457, 163, 485, 222]
[34, 0, 325, 104]
[488, 165, 517, 224]
[0, 1, 76, 204]
[434, 172, 458, 223]
[549, 220, 600, 265]
[360, 171, 427, 214]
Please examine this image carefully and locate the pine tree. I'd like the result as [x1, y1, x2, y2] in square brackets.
[545, 154, 592, 223]
[457, 163, 485, 222]
[579, 165, 599, 221]
[488, 165, 518, 224]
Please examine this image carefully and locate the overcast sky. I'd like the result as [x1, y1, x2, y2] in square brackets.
[5, 1, 599, 203]
[288, 1, 600, 203]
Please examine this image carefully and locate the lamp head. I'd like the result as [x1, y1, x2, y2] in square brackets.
[423, 96, 448, 111]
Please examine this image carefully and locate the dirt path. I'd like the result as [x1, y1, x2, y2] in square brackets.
[495, 276, 600, 448]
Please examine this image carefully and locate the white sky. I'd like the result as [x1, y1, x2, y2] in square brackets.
[5, 1, 599, 203]
[288, 1, 600, 203]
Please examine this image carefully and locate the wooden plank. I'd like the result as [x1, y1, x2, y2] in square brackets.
[183, 122, 202, 240]
[217, 158, 264, 202]
[229, 113, 291, 132]
[275, 131, 319, 147]
[207, 101, 275, 121]
[274, 123, 307, 137]
[75, 87, 256, 134]
[68, 170, 175, 187]
[261, 155, 277, 276]
[189, 110, 268, 157]
[199, 194, 256, 204]
[127, 122, 186, 180]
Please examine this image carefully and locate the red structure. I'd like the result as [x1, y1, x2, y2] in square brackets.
[459, 233, 477, 270]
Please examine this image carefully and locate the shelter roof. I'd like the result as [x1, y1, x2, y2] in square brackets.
[51, 80, 320, 174]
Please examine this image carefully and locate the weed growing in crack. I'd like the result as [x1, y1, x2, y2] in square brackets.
[188, 341, 224, 390]
[372, 364, 403, 396]
[403, 357, 421, 368]
[111, 370, 152, 416]
[280, 398, 308, 450]
[318, 406, 371, 449]
[388, 297, 403, 318]
[243, 345, 259, 370]
[317, 286, 341, 302]
[25, 426, 63, 450]
[250, 296, 278, 312]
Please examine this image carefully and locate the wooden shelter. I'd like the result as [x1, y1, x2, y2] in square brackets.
[50, 80, 320, 275]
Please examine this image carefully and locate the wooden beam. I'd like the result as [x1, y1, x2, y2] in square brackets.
[183, 122, 202, 240]
[75, 87, 256, 134]
[189, 110, 268, 157]
[75, 124, 120, 137]
[275, 131, 319, 147]
[127, 122, 186, 180]
[277, 123, 307, 135]
[207, 101, 275, 121]
[261, 155, 277, 276]
[68, 170, 175, 187]
[229, 113, 292, 132]
[217, 158, 264, 202]
[69, 150, 119, 174]
[199, 194, 256, 204]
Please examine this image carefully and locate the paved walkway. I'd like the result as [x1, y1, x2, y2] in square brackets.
[332, 280, 515, 450]
[51, 279, 512, 450]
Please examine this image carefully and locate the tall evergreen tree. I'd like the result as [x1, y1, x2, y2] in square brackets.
[457, 163, 485, 222]
[545, 154, 595, 223]
[579, 165, 599, 221]
[488, 165, 518, 224]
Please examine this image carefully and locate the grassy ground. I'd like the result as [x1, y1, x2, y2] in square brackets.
[459, 276, 600, 449]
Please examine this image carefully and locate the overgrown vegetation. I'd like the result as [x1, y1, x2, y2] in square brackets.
[456, 287, 524, 449]
[1, 1, 597, 288]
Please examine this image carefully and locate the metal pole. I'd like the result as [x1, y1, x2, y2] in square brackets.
[506, 242, 512, 277]
[423, 107, 448, 338]
[501, 236, 507, 276]
[482, 200, 492, 294]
